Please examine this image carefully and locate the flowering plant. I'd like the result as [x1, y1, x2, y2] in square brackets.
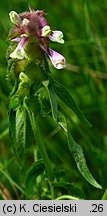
[6, 8, 102, 199]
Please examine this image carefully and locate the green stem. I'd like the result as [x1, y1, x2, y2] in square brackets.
[33, 115, 55, 199]
[24, 99, 53, 180]
[49, 181, 55, 200]
[35, 115, 54, 180]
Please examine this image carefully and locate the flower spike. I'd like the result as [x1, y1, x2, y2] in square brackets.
[9, 8, 66, 69]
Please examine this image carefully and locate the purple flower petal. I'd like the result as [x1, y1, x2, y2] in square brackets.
[11, 37, 21, 42]
[20, 36, 28, 48]
[48, 48, 66, 69]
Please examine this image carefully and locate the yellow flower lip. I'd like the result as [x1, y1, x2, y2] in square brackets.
[41, 25, 52, 37]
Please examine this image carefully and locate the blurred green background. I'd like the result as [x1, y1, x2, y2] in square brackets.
[0, 0, 107, 200]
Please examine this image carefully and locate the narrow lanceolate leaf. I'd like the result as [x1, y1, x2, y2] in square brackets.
[102, 188, 107, 200]
[9, 106, 27, 160]
[57, 112, 102, 189]
[53, 80, 91, 127]
[67, 130, 102, 189]
[16, 106, 27, 159]
[42, 80, 58, 121]
[24, 159, 45, 194]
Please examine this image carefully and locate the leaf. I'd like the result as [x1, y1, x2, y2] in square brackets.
[42, 80, 58, 121]
[54, 80, 91, 127]
[0, 163, 25, 194]
[16, 106, 27, 159]
[24, 159, 45, 194]
[54, 182, 85, 199]
[9, 91, 26, 161]
[67, 130, 102, 189]
[101, 188, 107, 200]
[57, 112, 102, 189]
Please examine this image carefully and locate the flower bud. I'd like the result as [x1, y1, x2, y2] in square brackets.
[9, 11, 21, 25]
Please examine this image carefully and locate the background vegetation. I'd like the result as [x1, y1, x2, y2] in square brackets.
[0, 0, 107, 200]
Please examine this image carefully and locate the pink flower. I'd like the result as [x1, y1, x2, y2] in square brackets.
[49, 31, 64, 44]
[10, 36, 27, 59]
[48, 48, 66, 69]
